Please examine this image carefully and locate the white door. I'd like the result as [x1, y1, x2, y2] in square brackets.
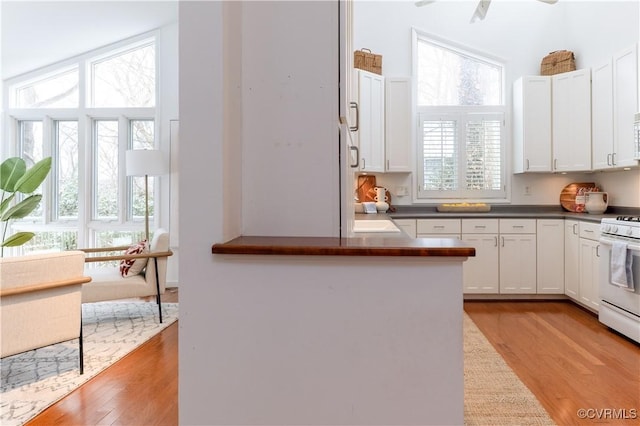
[592, 61, 614, 170]
[537, 220, 564, 294]
[463, 234, 499, 293]
[564, 220, 580, 300]
[500, 234, 537, 294]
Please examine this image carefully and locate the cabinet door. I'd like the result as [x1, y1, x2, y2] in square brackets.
[613, 44, 639, 168]
[462, 233, 499, 293]
[564, 220, 580, 300]
[357, 70, 385, 172]
[536, 220, 564, 294]
[393, 219, 416, 238]
[385, 78, 412, 172]
[592, 61, 615, 170]
[579, 238, 601, 312]
[499, 234, 537, 294]
[552, 69, 592, 172]
[513, 76, 552, 173]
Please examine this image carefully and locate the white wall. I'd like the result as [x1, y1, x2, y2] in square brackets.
[354, 0, 640, 207]
[179, 2, 341, 423]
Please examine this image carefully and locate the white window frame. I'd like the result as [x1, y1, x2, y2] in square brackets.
[412, 29, 508, 203]
[2, 32, 161, 254]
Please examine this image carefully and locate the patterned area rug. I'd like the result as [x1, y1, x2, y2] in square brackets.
[464, 313, 556, 425]
[1, 302, 178, 426]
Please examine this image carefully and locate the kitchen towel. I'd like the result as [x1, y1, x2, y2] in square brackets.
[611, 241, 634, 291]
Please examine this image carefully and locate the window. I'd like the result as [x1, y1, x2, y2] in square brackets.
[414, 31, 506, 200]
[4, 34, 160, 254]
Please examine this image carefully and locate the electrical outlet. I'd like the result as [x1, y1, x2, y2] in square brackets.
[524, 186, 531, 196]
[396, 186, 408, 196]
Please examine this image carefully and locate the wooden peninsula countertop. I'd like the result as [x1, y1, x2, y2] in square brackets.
[212, 235, 475, 257]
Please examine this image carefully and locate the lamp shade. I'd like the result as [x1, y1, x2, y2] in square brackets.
[126, 149, 167, 176]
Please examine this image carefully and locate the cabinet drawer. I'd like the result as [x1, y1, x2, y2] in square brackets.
[579, 222, 601, 240]
[499, 219, 536, 234]
[462, 219, 499, 234]
[417, 219, 461, 234]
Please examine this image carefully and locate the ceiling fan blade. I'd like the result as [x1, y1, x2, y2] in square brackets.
[415, 0, 437, 6]
[537, 0, 559, 3]
[470, 0, 492, 23]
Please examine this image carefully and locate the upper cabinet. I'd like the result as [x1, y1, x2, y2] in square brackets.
[552, 69, 592, 172]
[592, 45, 639, 170]
[355, 69, 385, 172]
[385, 77, 412, 172]
[353, 70, 412, 173]
[512, 76, 552, 173]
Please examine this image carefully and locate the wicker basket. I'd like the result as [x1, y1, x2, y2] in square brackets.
[354, 48, 382, 75]
[540, 50, 576, 76]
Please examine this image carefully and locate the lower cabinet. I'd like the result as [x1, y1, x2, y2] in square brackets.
[393, 219, 417, 238]
[578, 222, 601, 312]
[564, 220, 580, 299]
[499, 219, 537, 294]
[536, 219, 565, 294]
[462, 219, 499, 293]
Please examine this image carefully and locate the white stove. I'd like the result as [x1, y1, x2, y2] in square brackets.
[601, 216, 640, 240]
[599, 216, 640, 343]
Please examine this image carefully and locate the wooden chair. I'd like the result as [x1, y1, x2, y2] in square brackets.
[80, 229, 172, 323]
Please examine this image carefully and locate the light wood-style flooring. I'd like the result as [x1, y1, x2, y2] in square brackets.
[27, 294, 639, 426]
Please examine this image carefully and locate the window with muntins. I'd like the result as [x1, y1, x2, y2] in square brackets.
[4, 35, 158, 254]
[414, 30, 506, 200]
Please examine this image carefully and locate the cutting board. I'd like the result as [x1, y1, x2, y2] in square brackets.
[560, 182, 597, 212]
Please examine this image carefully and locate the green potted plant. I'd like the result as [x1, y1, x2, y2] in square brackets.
[1, 157, 52, 256]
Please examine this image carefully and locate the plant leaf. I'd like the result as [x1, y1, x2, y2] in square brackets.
[0, 157, 26, 192]
[1, 231, 35, 247]
[0, 193, 16, 216]
[15, 157, 52, 194]
[0, 194, 42, 221]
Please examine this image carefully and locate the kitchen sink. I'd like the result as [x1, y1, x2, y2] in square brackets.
[353, 219, 401, 233]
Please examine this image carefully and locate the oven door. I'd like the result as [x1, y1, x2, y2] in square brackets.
[599, 236, 640, 316]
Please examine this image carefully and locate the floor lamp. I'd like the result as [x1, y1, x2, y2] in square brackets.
[125, 149, 166, 243]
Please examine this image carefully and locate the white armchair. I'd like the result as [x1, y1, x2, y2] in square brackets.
[80, 229, 172, 322]
[0, 251, 90, 374]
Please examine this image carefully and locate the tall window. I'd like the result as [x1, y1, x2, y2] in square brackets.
[4, 35, 158, 254]
[414, 31, 506, 200]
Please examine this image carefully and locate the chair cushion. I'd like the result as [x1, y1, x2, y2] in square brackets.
[119, 240, 149, 277]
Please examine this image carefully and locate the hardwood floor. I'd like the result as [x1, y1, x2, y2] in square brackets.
[27, 294, 638, 426]
[465, 301, 640, 426]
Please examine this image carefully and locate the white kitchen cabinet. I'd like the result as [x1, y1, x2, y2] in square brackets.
[612, 44, 639, 168]
[592, 45, 639, 170]
[592, 60, 615, 170]
[564, 220, 580, 300]
[393, 218, 416, 238]
[513, 76, 552, 173]
[499, 219, 537, 294]
[552, 69, 592, 172]
[462, 219, 499, 294]
[536, 219, 564, 294]
[578, 222, 601, 312]
[385, 77, 412, 172]
[355, 69, 385, 172]
[416, 219, 461, 239]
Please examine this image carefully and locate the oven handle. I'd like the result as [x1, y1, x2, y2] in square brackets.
[599, 236, 640, 252]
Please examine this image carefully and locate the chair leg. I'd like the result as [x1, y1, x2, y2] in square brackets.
[154, 257, 163, 323]
[79, 310, 84, 375]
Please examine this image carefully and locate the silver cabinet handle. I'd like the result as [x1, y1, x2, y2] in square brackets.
[612, 152, 617, 166]
[494, 236, 498, 247]
[554, 158, 558, 170]
[596, 245, 600, 257]
[501, 236, 505, 247]
[475, 225, 486, 229]
[362, 158, 366, 169]
[349, 102, 359, 132]
[526, 159, 530, 170]
[573, 223, 578, 235]
[349, 145, 359, 168]
[607, 153, 612, 166]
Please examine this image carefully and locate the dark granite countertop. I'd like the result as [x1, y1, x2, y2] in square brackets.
[385, 205, 640, 223]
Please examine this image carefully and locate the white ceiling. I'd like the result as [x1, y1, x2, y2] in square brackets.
[1, 1, 178, 80]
